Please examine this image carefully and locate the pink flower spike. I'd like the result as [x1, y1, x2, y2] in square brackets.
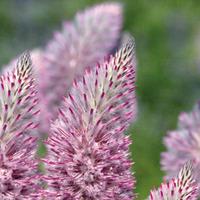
[37, 2, 123, 135]
[0, 53, 40, 199]
[161, 103, 200, 182]
[44, 40, 136, 199]
[148, 162, 199, 200]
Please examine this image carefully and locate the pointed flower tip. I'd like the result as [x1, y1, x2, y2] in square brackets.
[19, 51, 31, 62]
[122, 36, 136, 57]
[16, 51, 32, 71]
[148, 162, 199, 200]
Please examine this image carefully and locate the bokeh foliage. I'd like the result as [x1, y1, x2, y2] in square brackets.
[1, 0, 200, 199]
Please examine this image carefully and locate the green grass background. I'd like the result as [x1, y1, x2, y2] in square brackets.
[1, 0, 200, 199]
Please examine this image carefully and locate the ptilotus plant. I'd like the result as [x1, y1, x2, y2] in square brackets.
[0, 53, 41, 199]
[34, 3, 123, 135]
[0, 53, 198, 199]
[161, 103, 200, 186]
[147, 162, 199, 200]
[41, 40, 136, 199]
[0, 2, 199, 200]
[38, 41, 199, 200]
[3, 3, 123, 136]
[0, 51, 198, 200]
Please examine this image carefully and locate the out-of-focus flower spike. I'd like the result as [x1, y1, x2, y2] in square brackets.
[147, 162, 199, 200]
[38, 2, 123, 135]
[0, 53, 41, 198]
[44, 40, 136, 199]
[161, 103, 200, 182]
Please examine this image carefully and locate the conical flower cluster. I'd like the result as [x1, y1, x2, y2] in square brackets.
[43, 40, 136, 199]
[0, 2, 199, 200]
[0, 53, 40, 199]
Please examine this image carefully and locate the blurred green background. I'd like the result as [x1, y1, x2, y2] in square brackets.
[1, 0, 200, 199]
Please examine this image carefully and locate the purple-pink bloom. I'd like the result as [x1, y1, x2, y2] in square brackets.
[148, 162, 199, 200]
[35, 3, 123, 135]
[2, 3, 123, 137]
[43, 40, 136, 199]
[0, 53, 40, 199]
[161, 103, 200, 183]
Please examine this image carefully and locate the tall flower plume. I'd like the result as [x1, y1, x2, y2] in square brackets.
[36, 2, 123, 135]
[148, 162, 199, 200]
[161, 103, 200, 183]
[0, 53, 40, 199]
[43, 40, 136, 199]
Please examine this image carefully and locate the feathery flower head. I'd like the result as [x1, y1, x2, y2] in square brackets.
[161, 103, 200, 181]
[0, 53, 40, 198]
[1, 3, 124, 137]
[148, 162, 199, 200]
[44, 40, 136, 199]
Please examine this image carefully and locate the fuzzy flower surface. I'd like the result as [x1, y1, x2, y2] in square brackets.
[43, 40, 136, 199]
[0, 53, 40, 199]
[161, 104, 200, 182]
[35, 3, 123, 135]
[148, 162, 199, 200]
